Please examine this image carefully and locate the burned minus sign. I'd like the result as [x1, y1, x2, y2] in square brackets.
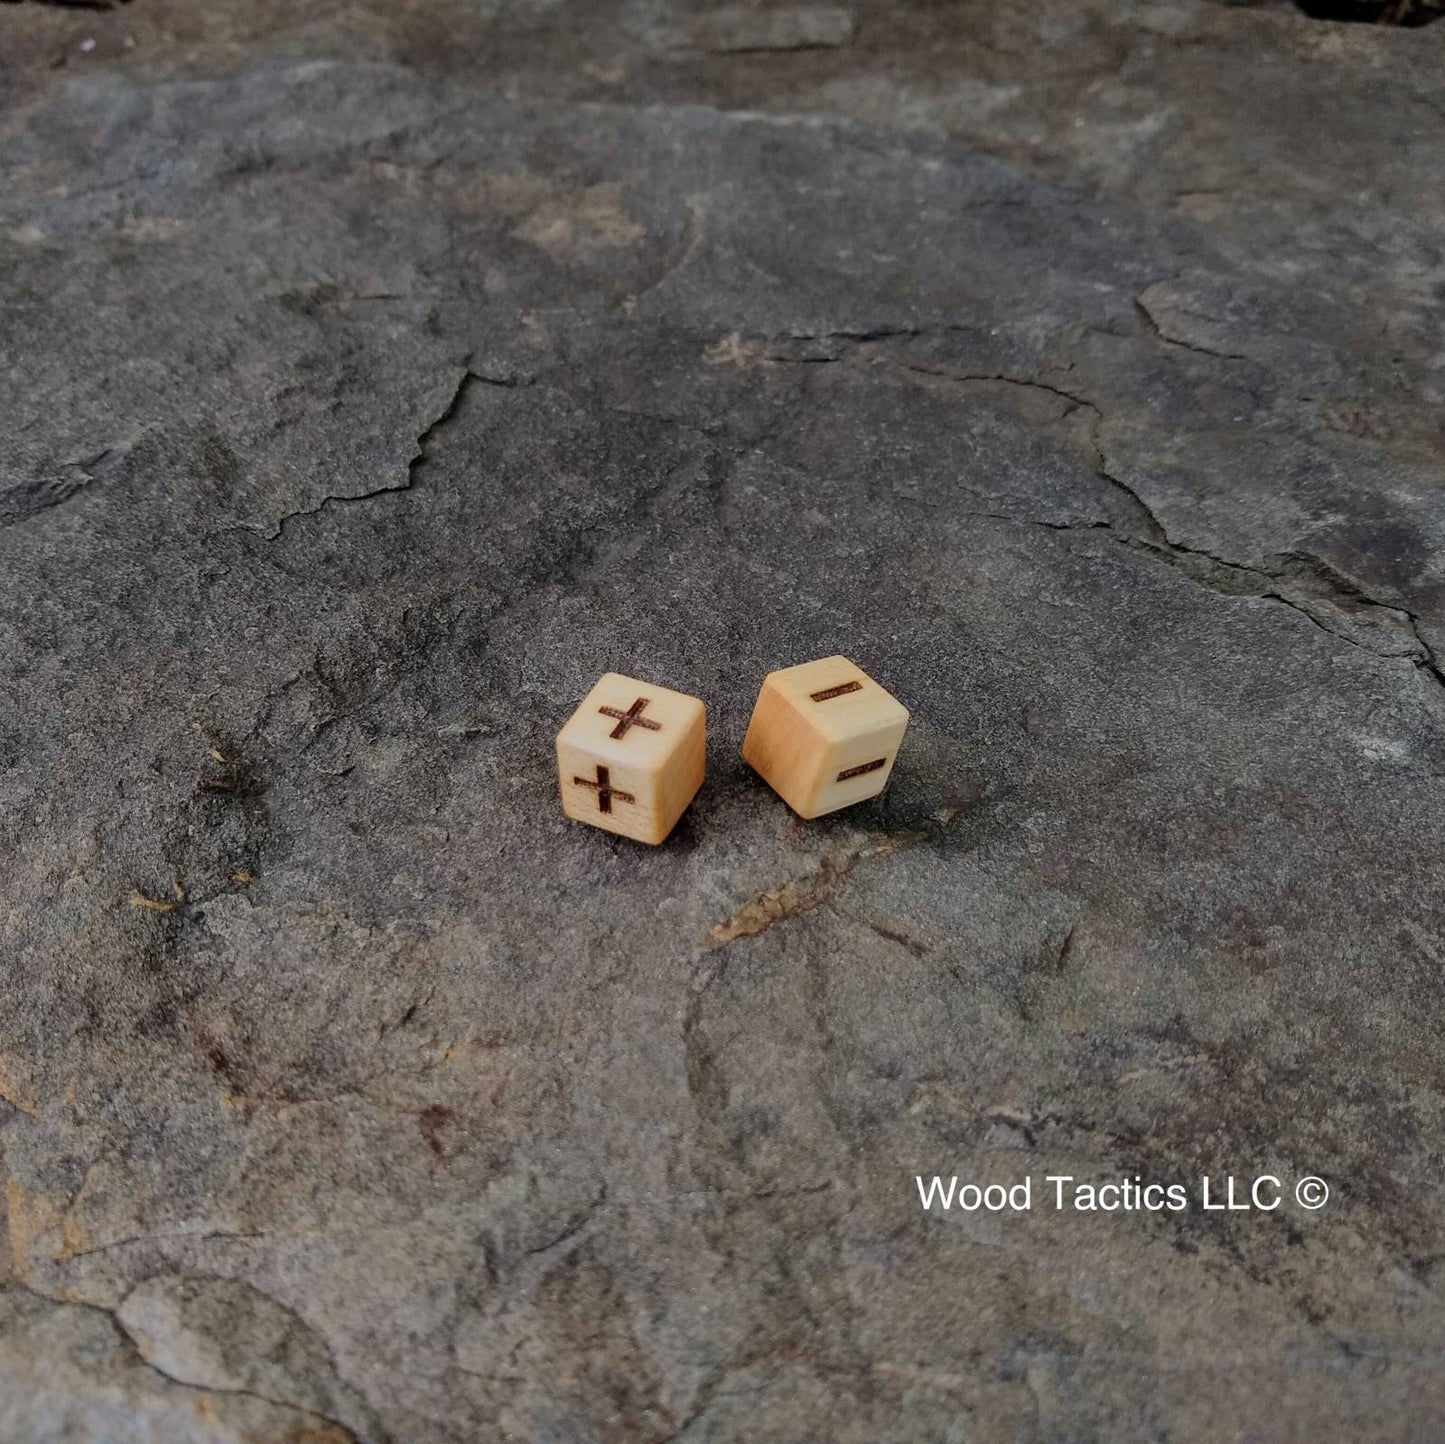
[810, 681, 863, 702]
[836, 758, 886, 781]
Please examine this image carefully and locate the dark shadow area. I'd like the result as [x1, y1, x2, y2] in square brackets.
[1294, 0, 1443, 24]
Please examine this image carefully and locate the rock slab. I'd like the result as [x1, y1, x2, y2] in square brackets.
[2, 7, 1444, 1441]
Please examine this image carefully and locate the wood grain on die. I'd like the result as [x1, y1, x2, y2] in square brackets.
[557, 673, 705, 844]
[742, 655, 909, 819]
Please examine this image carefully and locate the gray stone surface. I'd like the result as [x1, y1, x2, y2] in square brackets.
[2, 3, 1444, 1440]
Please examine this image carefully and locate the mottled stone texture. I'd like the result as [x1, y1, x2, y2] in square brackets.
[1, 3, 1444, 1441]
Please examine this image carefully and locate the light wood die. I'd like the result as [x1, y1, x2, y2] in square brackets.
[557, 673, 706, 844]
[742, 655, 909, 819]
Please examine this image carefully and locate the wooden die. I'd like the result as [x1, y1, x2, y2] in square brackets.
[557, 673, 705, 844]
[742, 656, 909, 819]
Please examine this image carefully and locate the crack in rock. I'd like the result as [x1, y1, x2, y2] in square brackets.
[667, 4, 857, 55]
[969, 507, 1444, 685]
[115, 1273, 382, 1442]
[0, 444, 133, 529]
[829, 904, 931, 957]
[523, 1184, 609, 1257]
[265, 366, 526, 539]
[708, 829, 926, 945]
[64, 1229, 268, 1262]
[744, 328, 1170, 543]
[751, 325, 1438, 689]
[5, 1282, 361, 1443]
[1121, 536, 1441, 678]
[1134, 293, 1252, 363]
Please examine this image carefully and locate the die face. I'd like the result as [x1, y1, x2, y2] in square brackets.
[741, 689, 820, 817]
[762, 655, 909, 744]
[742, 656, 909, 819]
[557, 673, 705, 844]
[801, 711, 909, 816]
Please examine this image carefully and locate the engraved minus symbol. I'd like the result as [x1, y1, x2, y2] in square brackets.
[810, 681, 863, 703]
[599, 697, 662, 739]
[575, 765, 634, 814]
[836, 758, 886, 781]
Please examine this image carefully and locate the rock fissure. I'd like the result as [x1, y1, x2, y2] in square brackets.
[707, 830, 927, 947]
[5, 1282, 363, 1443]
[261, 367, 522, 538]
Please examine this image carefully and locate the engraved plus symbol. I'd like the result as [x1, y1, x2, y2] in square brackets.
[574, 764, 634, 814]
[599, 696, 662, 740]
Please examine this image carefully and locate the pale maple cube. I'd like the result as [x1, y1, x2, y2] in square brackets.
[742, 655, 909, 819]
[557, 673, 705, 844]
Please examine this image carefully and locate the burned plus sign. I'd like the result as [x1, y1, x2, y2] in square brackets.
[574, 764, 634, 814]
[559, 673, 705, 844]
[599, 696, 662, 740]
